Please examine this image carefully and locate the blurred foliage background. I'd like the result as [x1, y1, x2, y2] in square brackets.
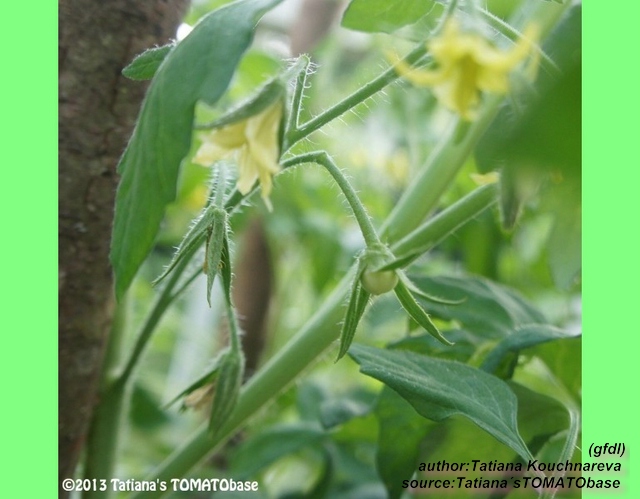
[107, 1, 581, 497]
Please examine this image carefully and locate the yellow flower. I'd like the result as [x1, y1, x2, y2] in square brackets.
[393, 19, 539, 120]
[193, 100, 284, 210]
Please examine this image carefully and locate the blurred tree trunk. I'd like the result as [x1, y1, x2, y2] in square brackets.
[232, 0, 343, 377]
[58, 0, 188, 492]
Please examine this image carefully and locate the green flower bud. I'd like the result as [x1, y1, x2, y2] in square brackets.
[359, 243, 398, 295]
[361, 269, 399, 295]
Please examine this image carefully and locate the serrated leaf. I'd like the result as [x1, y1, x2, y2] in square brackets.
[375, 387, 433, 499]
[110, 0, 283, 299]
[349, 344, 533, 461]
[122, 43, 174, 81]
[341, 0, 439, 34]
[481, 325, 579, 374]
[409, 275, 546, 338]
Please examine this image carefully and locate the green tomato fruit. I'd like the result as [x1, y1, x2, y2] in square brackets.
[361, 269, 398, 295]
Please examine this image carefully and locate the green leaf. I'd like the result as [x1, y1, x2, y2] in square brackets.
[165, 348, 229, 408]
[337, 265, 370, 360]
[481, 325, 579, 374]
[534, 335, 581, 400]
[390, 329, 478, 363]
[510, 382, 569, 444]
[197, 78, 285, 129]
[205, 209, 228, 306]
[349, 344, 533, 461]
[475, 5, 581, 283]
[130, 384, 170, 430]
[110, 0, 283, 299]
[296, 381, 328, 422]
[408, 275, 546, 338]
[152, 203, 219, 285]
[394, 276, 452, 345]
[220, 231, 233, 304]
[341, 0, 439, 34]
[230, 423, 325, 479]
[209, 346, 244, 437]
[122, 43, 174, 81]
[547, 192, 581, 289]
[320, 395, 373, 429]
[375, 387, 433, 499]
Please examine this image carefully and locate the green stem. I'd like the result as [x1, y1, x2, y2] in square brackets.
[135, 178, 500, 498]
[381, 97, 502, 244]
[285, 45, 428, 148]
[130, 2, 571, 492]
[82, 379, 127, 499]
[283, 152, 381, 247]
[286, 56, 311, 132]
[82, 257, 200, 495]
[136, 132, 502, 499]
[82, 300, 128, 499]
[133, 278, 350, 498]
[119, 257, 199, 385]
[391, 183, 498, 260]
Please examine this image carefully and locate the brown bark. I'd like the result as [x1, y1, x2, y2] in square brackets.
[58, 0, 188, 489]
[233, 219, 273, 377]
[290, 0, 342, 55]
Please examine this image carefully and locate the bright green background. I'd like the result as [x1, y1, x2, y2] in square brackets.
[583, 1, 638, 497]
[1, 0, 57, 497]
[1, 1, 637, 497]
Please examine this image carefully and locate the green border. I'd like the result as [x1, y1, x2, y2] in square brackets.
[1, 1, 57, 497]
[2, 1, 636, 497]
[583, 1, 638, 497]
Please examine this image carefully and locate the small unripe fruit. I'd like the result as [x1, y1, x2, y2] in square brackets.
[361, 269, 398, 295]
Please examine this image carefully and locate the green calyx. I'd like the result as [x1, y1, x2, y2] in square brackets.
[197, 78, 286, 131]
[359, 244, 399, 295]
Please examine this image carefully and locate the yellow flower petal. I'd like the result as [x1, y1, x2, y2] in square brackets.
[192, 99, 284, 208]
[208, 121, 247, 149]
[393, 18, 539, 120]
[236, 146, 258, 194]
[192, 141, 228, 166]
[390, 55, 446, 87]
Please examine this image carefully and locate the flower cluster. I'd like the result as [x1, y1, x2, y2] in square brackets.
[193, 100, 284, 210]
[394, 19, 539, 120]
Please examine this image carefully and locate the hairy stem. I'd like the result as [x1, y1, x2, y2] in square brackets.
[391, 182, 498, 260]
[285, 45, 428, 148]
[82, 257, 199, 493]
[120, 259, 200, 385]
[380, 99, 501, 243]
[135, 119, 503, 498]
[283, 151, 381, 247]
[126, 2, 571, 493]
